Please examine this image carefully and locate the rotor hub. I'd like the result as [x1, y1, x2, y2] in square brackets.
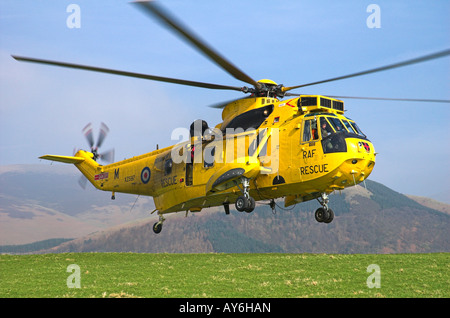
[245, 79, 285, 98]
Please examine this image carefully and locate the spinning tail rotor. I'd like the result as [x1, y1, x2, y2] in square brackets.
[82, 122, 115, 163]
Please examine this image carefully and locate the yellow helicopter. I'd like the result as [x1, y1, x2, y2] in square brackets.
[12, 1, 450, 233]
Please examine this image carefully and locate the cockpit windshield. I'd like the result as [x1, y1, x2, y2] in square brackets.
[348, 120, 366, 137]
[316, 115, 368, 153]
[328, 117, 345, 133]
[319, 115, 366, 138]
[342, 120, 357, 134]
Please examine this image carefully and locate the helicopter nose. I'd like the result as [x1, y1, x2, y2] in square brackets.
[333, 157, 375, 188]
[328, 139, 376, 190]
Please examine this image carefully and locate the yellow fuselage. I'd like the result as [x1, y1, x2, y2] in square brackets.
[71, 95, 375, 215]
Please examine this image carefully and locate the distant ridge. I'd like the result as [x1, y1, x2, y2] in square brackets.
[0, 238, 73, 254]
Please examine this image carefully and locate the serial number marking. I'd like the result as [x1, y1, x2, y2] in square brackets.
[125, 175, 135, 182]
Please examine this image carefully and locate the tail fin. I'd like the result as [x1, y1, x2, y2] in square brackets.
[39, 150, 102, 190]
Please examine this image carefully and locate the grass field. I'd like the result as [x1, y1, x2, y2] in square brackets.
[0, 253, 448, 298]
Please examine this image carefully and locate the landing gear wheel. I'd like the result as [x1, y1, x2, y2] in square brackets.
[315, 207, 327, 223]
[315, 207, 334, 223]
[152, 213, 165, 234]
[153, 222, 162, 234]
[235, 196, 248, 212]
[324, 208, 334, 223]
[244, 197, 255, 213]
[315, 193, 334, 224]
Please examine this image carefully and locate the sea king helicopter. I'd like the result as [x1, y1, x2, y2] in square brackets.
[13, 1, 450, 233]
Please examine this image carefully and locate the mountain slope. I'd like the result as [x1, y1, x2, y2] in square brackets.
[45, 180, 450, 254]
[1, 164, 449, 254]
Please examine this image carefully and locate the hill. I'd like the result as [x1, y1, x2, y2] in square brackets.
[45, 181, 450, 254]
[1, 164, 449, 254]
[406, 194, 450, 215]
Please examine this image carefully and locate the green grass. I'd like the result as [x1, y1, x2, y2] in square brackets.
[0, 253, 448, 298]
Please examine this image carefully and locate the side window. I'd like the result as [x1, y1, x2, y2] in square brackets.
[204, 146, 215, 168]
[311, 120, 318, 140]
[249, 129, 268, 157]
[164, 159, 173, 175]
[302, 120, 311, 142]
[302, 119, 318, 142]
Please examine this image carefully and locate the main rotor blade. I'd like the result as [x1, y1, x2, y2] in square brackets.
[284, 49, 450, 92]
[209, 96, 252, 109]
[133, 1, 259, 89]
[325, 95, 450, 103]
[12, 55, 243, 91]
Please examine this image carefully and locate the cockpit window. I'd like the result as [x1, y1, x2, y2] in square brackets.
[320, 117, 346, 153]
[349, 121, 366, 137]
[319, 117, 333, 138]
[342, 120, 357, 134]
[328, 117, 346, 133]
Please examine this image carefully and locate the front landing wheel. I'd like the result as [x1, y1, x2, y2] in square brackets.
[153, 222, 162, 234]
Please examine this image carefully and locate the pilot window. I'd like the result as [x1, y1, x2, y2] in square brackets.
[349, 121, 366, 137]
[342, 120, 357, 134]
[319, 117, 333, 138]
[328, 117, 346, 133]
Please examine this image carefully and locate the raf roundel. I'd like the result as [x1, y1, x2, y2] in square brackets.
[141, 167, 151, 184]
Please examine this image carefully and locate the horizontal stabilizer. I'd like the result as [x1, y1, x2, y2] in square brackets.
[39, 155, 85, 164]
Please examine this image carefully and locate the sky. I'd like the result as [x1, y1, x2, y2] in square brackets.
[0, 0, 449, 203]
